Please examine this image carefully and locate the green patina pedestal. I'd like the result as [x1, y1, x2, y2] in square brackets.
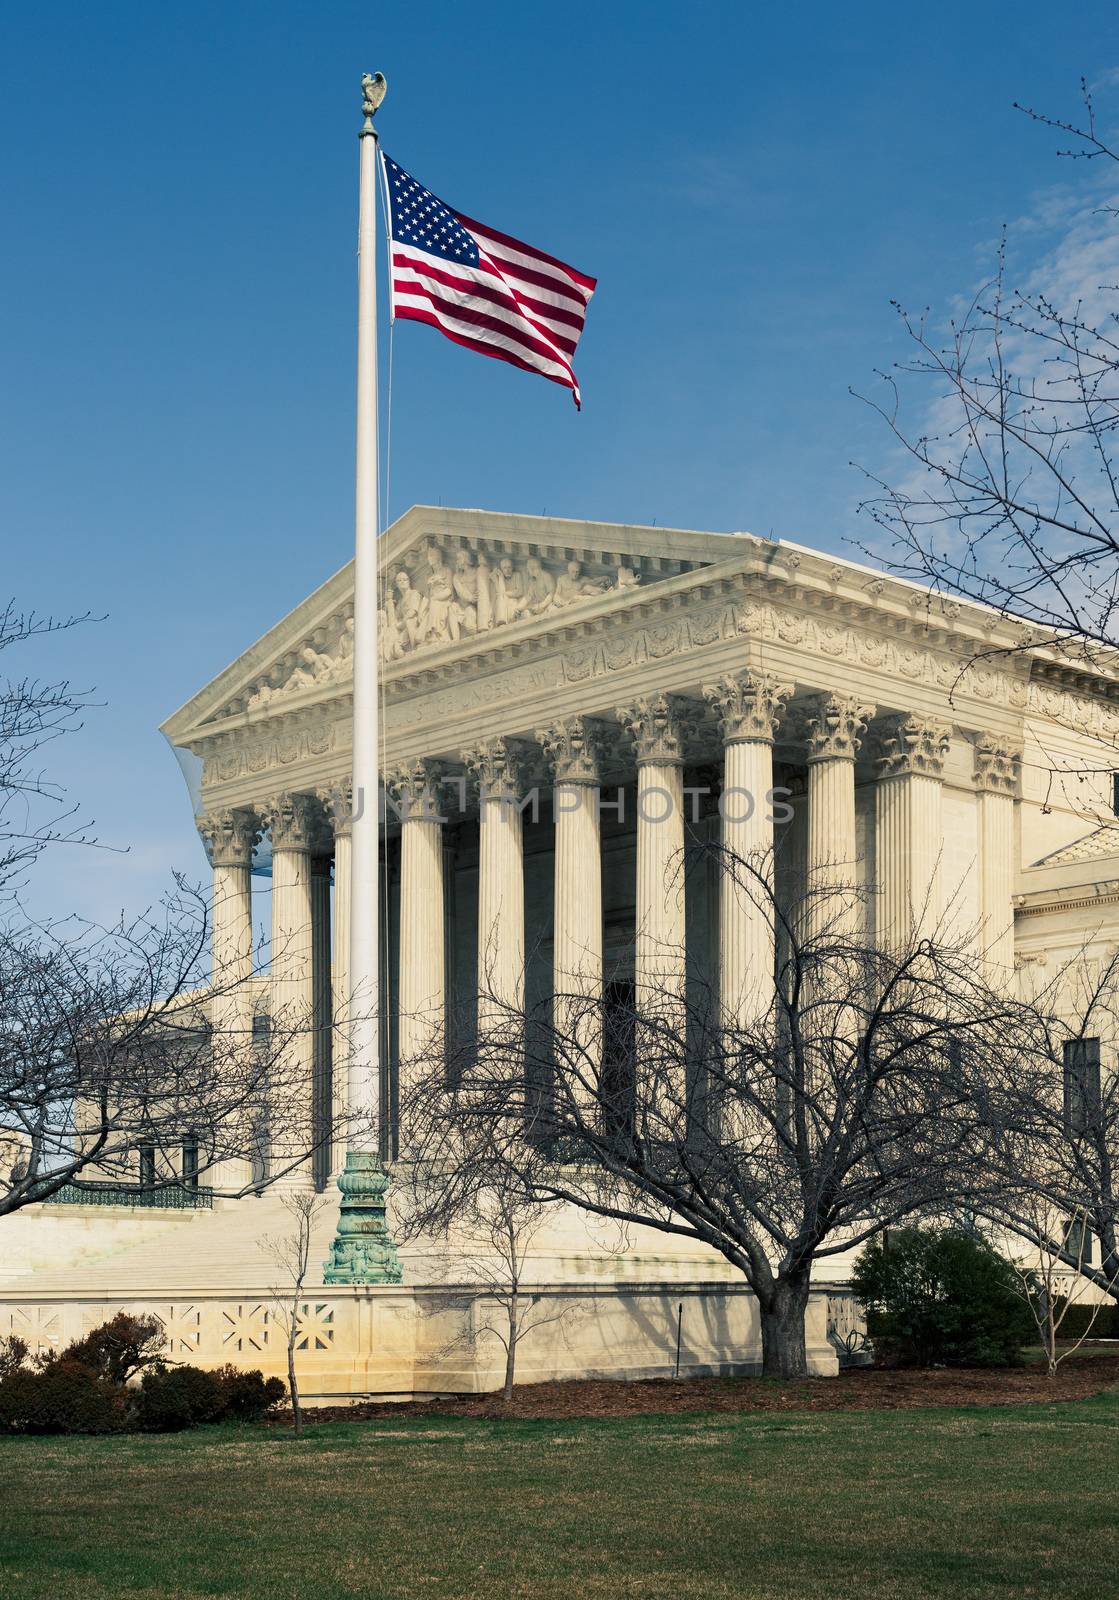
[323, 1150, 403, 1284]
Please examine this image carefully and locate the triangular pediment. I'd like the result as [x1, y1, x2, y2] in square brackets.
[1032, 826, 1119, 868]
[162, 507, 744, 742]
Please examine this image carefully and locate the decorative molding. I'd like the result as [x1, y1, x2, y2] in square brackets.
[874, 714, 951, 780]
[384, 758, 446, 820]
[973, 735, 1021, 796]
[197, 808, 261, 868]
[703, 671, 793, 746]
[264, 792, 330, 854]
[461, 737, 531, 804]
[537, 717, 604, 785]
[618, 694, 692, 767]
[801, 694, 875, 763]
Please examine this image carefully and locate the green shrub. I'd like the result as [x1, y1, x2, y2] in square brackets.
[852, 1227, 1035, 1367]
[0, 1334, 29, 1380]
[135, 1364, 228, 1431]
[135, 1363, 285, 1431]
[60, 1311, 164, 1383]
[0, 1358, 127, 1434]
[211, 1365, 286, 1422]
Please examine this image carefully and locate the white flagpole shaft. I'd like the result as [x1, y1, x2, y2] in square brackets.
[349, 115, 381, 1151]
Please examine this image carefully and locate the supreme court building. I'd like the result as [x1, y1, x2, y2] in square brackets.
[5, 506, 1119, 1394]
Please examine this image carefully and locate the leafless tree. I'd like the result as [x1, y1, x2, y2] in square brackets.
[998, 1197, 1115, 1379]
[962, 945, 1119, 1310]
[398, 1108, 611, 1403]
[400, 851, 1030, 1380]
[0, 883, 348, 1216]
[0, 601, 97, 894]
[263, 1191, 329, 1434]
[857, 79, 1119, 686]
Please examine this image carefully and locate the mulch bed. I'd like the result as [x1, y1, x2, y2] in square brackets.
[285, 1350, 1119, 1424]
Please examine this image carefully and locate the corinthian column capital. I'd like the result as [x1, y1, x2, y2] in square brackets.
[703, 671, 794, 745]
[198, 807, 261, 868]
[617, 693, 691, 766]
[801, 694, 876, 763]
[265, 791, 330, 854]
[537, 716, 603, 785]
[385, 758, 447, 820]
[874, 714, 952, 780]
[318, 779, 355, 838]
[462, 737, 530, 804]
[973, 735, 1021, 795]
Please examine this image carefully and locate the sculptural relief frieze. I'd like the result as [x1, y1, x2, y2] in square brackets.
[235, 543, 648, 718]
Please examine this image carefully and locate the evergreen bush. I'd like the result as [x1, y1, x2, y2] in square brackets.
[852, 1227, 1035, 1367]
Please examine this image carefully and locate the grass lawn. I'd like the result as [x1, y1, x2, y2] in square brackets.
[1, 1391, 1118, 1600]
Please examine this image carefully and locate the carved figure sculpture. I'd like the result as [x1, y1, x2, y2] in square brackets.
[475, 553, 494, 631]
[554, 559, 608, 607]
[394, 569, 429, 648]
[451, 550, 480, 636]
[424, 546, 460, 643]
[523, 555, 556, 615]
[493, 556, 528, 624]
[617, 560, 640, 591]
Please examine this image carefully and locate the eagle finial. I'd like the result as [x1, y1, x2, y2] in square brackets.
[361, 72, 387, 127]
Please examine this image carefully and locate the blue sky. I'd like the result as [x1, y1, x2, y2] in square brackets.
[2, 0, 1116, 925]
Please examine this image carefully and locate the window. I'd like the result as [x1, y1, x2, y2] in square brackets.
[181, 1135, 199, 1189]
[1063, 1038, 1102, 1134]
[1112, 772, 1119, 817]
[138, 1144, 156, 1188]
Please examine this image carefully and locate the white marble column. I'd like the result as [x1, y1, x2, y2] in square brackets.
[873, 714, 951, 948]
[198, 807, 260, 1191]
[619, 695, 690, 1033]
[703, 672, 793, 1026]
[463, 739, 528, 1036]
[974, 735, 1020, 977]
[539, 718, 603, 1105]
[267, 792, 326, 1189]
[386, 759, 446, 1086]
[802, 694, 875, 940]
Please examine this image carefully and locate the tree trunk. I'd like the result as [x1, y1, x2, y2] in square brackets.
[758, 1272, 811, 1379]
[503, 1294, 518, 1403]
[288, 1329, 302, 1435]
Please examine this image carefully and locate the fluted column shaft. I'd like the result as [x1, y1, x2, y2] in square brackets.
[803, 695, 874, 940]
[704, 673, 792, 1026]
[620, 696, 689, 1032]
[388, 761, 446, 1086]
[268, 793, 327, 1189]
[464, 740, 527, 1035]
[198, 808, 260, 1191]
[975, 736, 1020, 977]
[873, 715, 951, 948]
[539, 719, 603, 1106]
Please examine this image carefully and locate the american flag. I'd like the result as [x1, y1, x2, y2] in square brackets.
[382, 153, 597, 409]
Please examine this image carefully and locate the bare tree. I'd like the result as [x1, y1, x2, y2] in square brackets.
[398, 1109, 605, 1403]
[0, 601, 97, 894]
[0, 883, 348, 1216]
[263, 1191, 329, 1434]
[963, 946, 1119, 1309]
[401, 853, 1029, 1380]
[999, 1197, 1115, 1379]
[857, 79, 1119, 678]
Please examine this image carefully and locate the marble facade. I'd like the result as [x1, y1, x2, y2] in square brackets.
[7, 506, 1119, 1394]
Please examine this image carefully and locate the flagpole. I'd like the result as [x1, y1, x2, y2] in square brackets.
[325, 71, 401, 1285]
